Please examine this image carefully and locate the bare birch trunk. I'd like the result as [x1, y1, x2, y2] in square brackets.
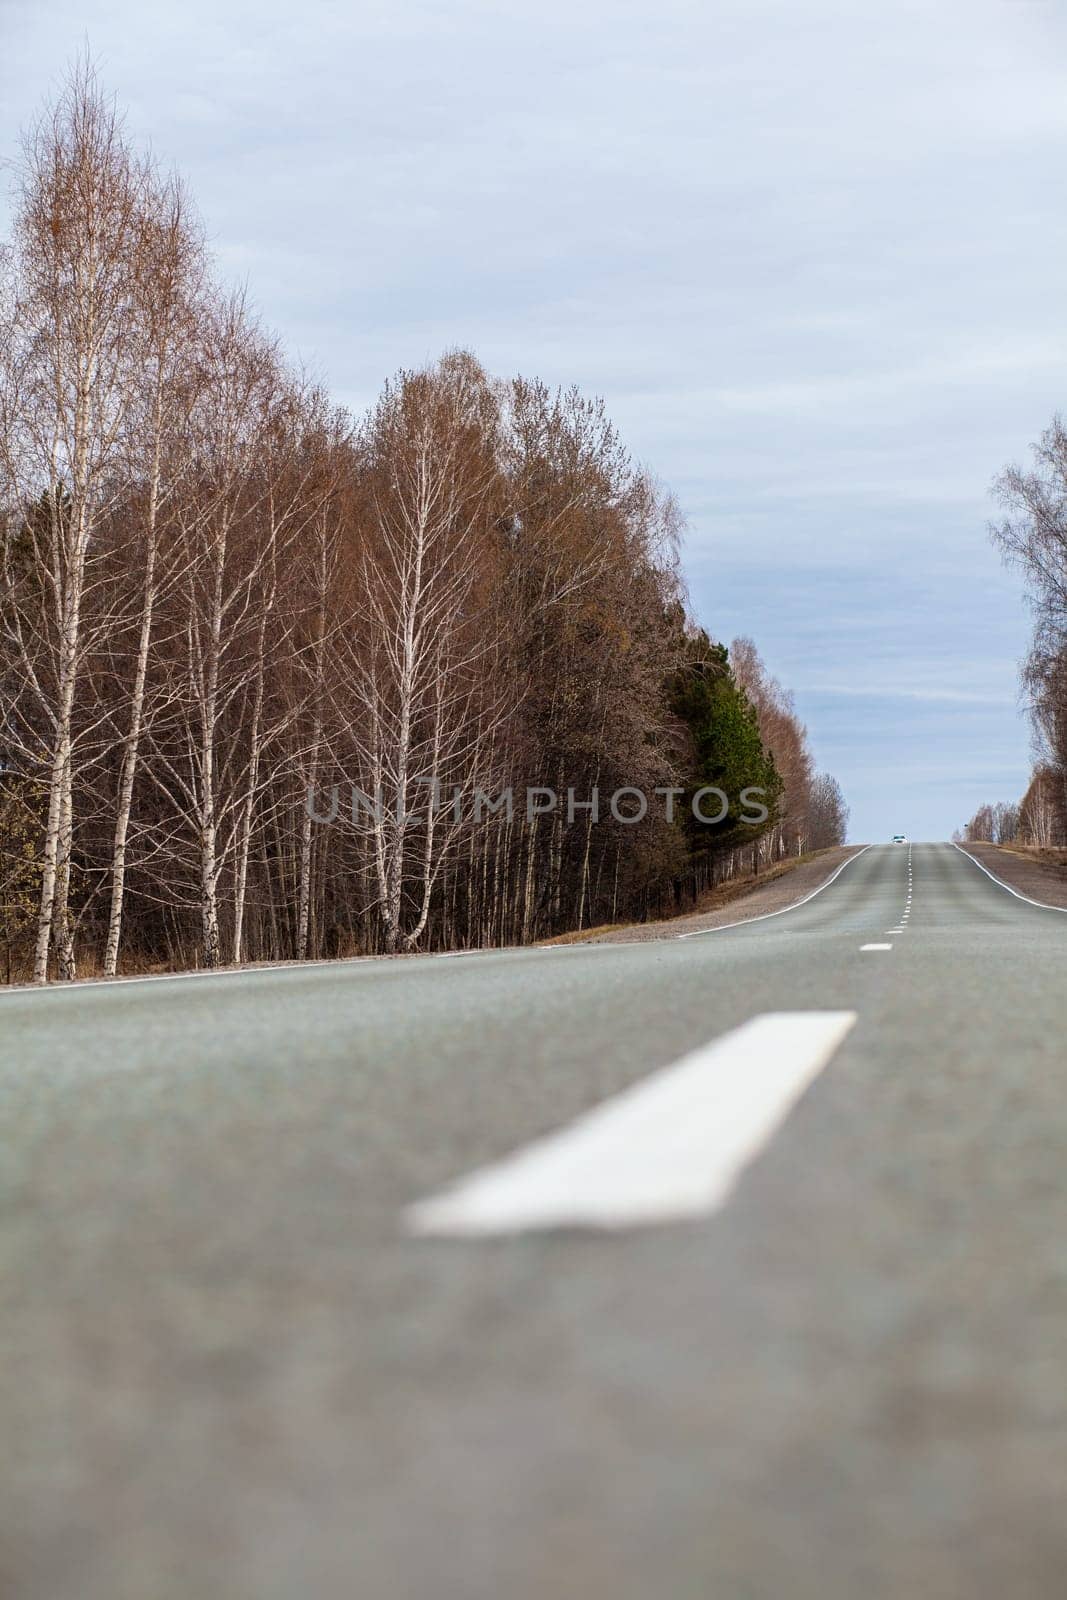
[232, 649, 266, 964]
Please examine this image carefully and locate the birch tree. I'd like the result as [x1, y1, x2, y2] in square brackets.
[101, 179, 205, 974]
[0, 65, 153, 980]
[334, 355, 509, 952]
[994, 422, 1067, 826]
[143, 298, 282, 966]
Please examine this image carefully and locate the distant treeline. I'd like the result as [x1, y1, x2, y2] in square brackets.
[959, 420, 1067, 850]
[0, 68, 846, 982]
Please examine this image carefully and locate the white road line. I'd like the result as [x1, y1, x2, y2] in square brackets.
[0, 931, 595, 998]
[406, 1011, 857, 1236]
[677, 844, 872, 940]
[0, 952, 381, 998]
[952, 842, 1067, 915]
[860, 942, 892, 951]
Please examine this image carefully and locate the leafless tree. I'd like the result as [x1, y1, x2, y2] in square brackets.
[0, 68, 851, 979]
[0, 64, 160, 979]
[993, 419, 1067, 831]
[99, 178, 206, 974]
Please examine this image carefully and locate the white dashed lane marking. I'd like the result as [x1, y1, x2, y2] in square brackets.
[407, 1012, 857, 1235]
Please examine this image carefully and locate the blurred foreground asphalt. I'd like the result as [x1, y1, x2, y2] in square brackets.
[3, 842, 1067, 1599]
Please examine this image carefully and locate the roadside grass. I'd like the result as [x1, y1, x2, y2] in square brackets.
[540, 924, 631, 945]
[998, 844, 1067, 871]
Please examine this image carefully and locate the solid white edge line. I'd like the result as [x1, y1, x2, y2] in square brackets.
[0, 951, 384, 998]
[1, 941, 516, 999]
[0, 842, 893, 997]
[1, 929, 613, 999]
[952, 842, 1067, 915]
[1, 847, 875, 997]
[677, 844, 873, 940]
[406, 1010, 857, 1236]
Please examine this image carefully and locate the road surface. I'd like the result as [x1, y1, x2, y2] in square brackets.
[3, 842, 1067, 1599]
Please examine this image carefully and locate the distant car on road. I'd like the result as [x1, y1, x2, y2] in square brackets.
[892, 834, 908, 844]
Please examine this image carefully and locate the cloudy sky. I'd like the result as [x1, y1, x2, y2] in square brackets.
[2, 0, 1064, 840]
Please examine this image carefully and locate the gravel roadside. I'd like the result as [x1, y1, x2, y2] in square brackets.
[957, 841, 1067, 911]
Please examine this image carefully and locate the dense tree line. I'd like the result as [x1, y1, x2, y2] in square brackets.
[0, 70, 847, 981]
[961, 766, 1066, 850]
[958, 799, 1021, 847]
[961, 417, 1067, 848]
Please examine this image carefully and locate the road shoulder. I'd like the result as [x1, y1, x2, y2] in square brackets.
[578, 844, 865, 944]
[957, 842, 1067, 911]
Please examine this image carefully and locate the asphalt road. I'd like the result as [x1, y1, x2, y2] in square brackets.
[3, 841, 1067, 1599]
